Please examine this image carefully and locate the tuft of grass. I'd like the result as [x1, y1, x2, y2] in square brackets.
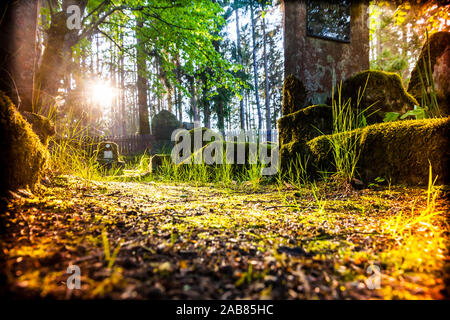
[380, 163, 445, 276]
[325, 78, 375, 183]
[417, 29, 441, 118]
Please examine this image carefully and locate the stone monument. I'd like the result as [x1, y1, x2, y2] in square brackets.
[283, 0, 370, 105]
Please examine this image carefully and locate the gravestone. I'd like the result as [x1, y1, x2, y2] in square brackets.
[408, 31, 450, 117]
[283, 0, 369, 105]
[96, 142, 125, 170]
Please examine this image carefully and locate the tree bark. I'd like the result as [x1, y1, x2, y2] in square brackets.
[234, 0, 245, 130]
[250, 2, 262, 131]
[136, 18, 150, 135]
[35, 0, 88, 116]
[262, 11, 272, 142]
[0, 0, 40, 111]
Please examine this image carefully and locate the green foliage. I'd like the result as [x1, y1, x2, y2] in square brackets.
[325, 81, 370, 182]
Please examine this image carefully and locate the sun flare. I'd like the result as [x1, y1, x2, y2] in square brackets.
[89, 81, 117, 108]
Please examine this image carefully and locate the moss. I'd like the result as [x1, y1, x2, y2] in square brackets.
[0, 91, 48, 195]
[278, 104, 332, 146]
[150, 154, 172, 172]
[279, 140, 310, 172]
[335, 70, 418, 123]
[282, 74, 307, 116]
[21, 111, 55, 146]
[407, 31, 450, 116]
[151, 110, 181, 141]
[304, 117, 450, 185]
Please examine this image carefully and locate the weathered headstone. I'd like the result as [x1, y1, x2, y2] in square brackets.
[408, 31, 450, 116]
[283, 0, 369, 104]
[96, 142, 125, 170]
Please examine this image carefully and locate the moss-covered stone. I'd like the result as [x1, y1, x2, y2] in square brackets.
[336, 70, 418, 123]
[0, 91, 48, 195]
[21, 111, 55, 145]
[151, 110, 181, 141]
[407, 31, 450, 116]
[301, 118, 450, 185]
[278, 104, 332, 146]
[150, 154, 172, 172]
[282, 74, 307, 116]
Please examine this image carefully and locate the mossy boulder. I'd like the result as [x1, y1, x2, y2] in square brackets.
[282, 74, 307, 116]
[296, 117, 450, 185]
[407, 31, 450, 116]
[0, 91, 48, 195]
[335, 70, 418, 123]
[151, 110, 181, 141]
[21, 111, 55, 145]
[278, 104, 332, 146]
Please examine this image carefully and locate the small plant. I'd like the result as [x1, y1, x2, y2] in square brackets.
[286, 153, 310, 188]
[101, 229, 123, 269]
[368, 176, 386, 188]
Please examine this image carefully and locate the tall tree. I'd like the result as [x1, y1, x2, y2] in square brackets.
[136, 18, 150, 135]
[262, 8, 272, 141]
[234, 0, 246, 130]
[0, 0, 40, 111]
[249, 1, 262, 131]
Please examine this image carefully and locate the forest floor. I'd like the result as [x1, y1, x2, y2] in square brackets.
[0, 175, 449, 299]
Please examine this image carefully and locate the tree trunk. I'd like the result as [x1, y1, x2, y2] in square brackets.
[0, 0, 40, 111]
[35, 0, 88, 116]
[234, 1, 245, 130]
[262, 12, 272, 142]
[136, 19, 150, 135]
[188, 76, 199, 123]
[119, 32, 127, 136]
[250, 3, 262, 131]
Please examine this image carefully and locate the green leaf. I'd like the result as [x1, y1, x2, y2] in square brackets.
[383, 112, 400, 122]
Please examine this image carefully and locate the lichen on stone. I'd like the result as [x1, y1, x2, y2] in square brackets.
[335, 70, 418, 123]
[302, 117, 450, 185]
[282, 74, 307, 116]
[21, 111, 55, 146]
[278, 104, 332, 146]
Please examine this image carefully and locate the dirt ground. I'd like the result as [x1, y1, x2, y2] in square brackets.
[1, 176, 448, 299]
